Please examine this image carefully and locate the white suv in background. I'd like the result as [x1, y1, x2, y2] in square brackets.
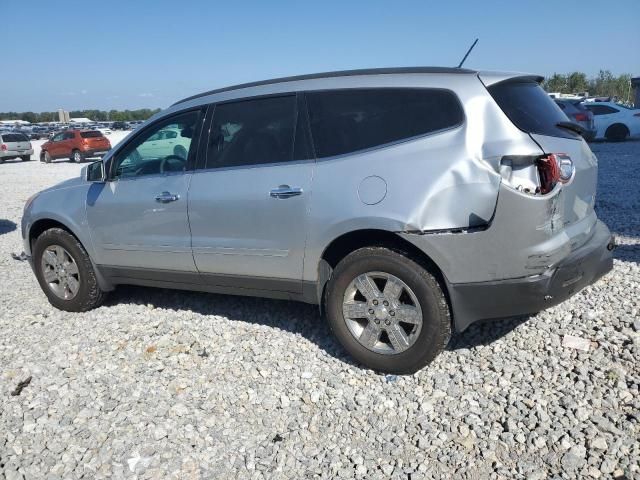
[0, 132, 33, 163]
[583, 101, 640, 141]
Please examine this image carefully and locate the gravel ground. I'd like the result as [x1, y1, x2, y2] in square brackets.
[0, 140, 638, 479]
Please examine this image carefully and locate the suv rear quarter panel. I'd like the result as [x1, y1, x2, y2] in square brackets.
[299, 74, 546, 284]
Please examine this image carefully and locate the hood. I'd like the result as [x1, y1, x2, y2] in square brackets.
[42, 175, 86, 193]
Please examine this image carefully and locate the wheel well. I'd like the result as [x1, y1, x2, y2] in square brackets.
[318, 229, 449, 309]
[29, 219, 74, 251]
[606, 123, 629, 134]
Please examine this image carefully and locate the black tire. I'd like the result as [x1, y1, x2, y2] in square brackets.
[325, 247, 451, 374]
[605, 123, 629, 142]
[42, 150, 51, 163]
[71, 149, 84, 163]
[33, 228, 107, 312]
[21, 155, 31, 162]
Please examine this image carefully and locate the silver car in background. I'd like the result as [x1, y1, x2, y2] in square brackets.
[21, 67, 614, 373]
[0, 132, 33, 163]
[554, 99, 597, 141]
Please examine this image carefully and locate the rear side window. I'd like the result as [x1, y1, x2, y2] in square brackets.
[306, 88, 463, 158]
[80, 131, 103, 138]
[488, 80, 577, 139]
[205, 95, 299, 169]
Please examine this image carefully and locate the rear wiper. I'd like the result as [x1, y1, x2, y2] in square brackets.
[556, 121, 585, 136]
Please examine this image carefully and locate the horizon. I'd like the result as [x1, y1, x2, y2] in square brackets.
[2, 0, 638, 112]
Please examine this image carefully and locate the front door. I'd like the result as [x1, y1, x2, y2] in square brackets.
[86, 109, 204, 272]
[189, 95, 314, 291]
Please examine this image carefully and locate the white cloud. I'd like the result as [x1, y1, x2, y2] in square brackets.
[138, 93, 154, 98]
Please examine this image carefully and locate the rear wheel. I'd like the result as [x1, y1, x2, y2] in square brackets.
[21, 155, 31, 162]
[71, 149, 84, 163]
[33, 228, 106, 311]
[326, 247, 451, 374]
[605, 123, 629, 142]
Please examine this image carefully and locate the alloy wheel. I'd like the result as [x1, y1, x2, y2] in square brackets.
[40, 245, 80, 300]
[342, 271, 423, 355]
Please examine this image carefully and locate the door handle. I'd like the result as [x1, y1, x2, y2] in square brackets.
[155, 191, 180, 203]
[269, 185, 303, 199]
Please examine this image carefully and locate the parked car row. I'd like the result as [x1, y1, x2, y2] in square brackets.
[553, 98, 640, 142]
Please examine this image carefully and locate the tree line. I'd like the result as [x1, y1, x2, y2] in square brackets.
[0, 109, 161, 123]
[542, 70, 634, 103]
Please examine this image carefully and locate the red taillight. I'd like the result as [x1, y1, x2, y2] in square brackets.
[573, 113, 589, 122]
[0, 144, 6, 151]
[536, 153, 574, 194]
[536, 155, 560, 194]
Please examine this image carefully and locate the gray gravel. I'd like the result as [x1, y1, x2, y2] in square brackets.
[1, 141, 639, 479]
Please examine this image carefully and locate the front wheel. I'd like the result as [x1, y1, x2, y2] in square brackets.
[33, 228, 107, 311]
[42, 151, 51, 163]
[326, 247, 451, 374]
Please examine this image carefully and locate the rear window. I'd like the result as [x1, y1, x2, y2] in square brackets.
[306, 88, 464, 158]
[1, 133, 28, 142]
[80, 131, 103, 138]
[489, 80, 578, 139]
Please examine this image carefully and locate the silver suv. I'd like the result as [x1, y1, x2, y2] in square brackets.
[22, 67, 614, 373]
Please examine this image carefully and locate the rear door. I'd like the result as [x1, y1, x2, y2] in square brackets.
[189, 94, 314, 290]
[86, 109, 204, 271]
[2, 133, 30, 154]
[583, 104, 620, 137]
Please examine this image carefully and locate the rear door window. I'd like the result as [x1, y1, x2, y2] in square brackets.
[488, 80, 578, 139]
[306, 88, 464, 158]
[205, 95, 298, 168]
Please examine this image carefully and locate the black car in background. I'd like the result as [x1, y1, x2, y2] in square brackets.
[111, 121, 129, 130]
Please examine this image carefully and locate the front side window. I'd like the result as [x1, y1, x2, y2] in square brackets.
[306, 88, 464, 158]
[205, 95, 297, 169]
[111, 111, 199, 179]
[52, 132, 65, 142]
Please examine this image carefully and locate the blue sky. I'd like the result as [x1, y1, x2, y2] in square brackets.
[2, 0, 638, 111]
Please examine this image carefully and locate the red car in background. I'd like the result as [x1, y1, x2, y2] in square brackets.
[40, 130, 111, 163]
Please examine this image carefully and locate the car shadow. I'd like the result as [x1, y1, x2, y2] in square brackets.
[106, 284, 533, 365]
[0, 219, 17, 236]
[106, 286, 358, 367]
[447, 315, 530, 351]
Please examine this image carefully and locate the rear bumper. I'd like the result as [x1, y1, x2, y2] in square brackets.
[449, 220, 614, 330]
[80, 149, 109, 158]
[0, 149, 33, 158]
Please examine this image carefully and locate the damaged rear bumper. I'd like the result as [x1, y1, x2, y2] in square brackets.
[448, 220, 614, 331]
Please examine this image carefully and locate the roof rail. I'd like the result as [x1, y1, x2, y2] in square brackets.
[172, 66, 476, 106]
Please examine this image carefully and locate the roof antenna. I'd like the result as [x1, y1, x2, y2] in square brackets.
[457, 38, 478, 68]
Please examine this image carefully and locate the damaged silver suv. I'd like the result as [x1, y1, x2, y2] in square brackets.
[22, 67, 614, 373]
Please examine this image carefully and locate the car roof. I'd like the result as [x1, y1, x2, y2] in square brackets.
[172, 66, 477, 106]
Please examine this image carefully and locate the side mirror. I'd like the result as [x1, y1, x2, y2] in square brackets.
[86, 160, 106, 182]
